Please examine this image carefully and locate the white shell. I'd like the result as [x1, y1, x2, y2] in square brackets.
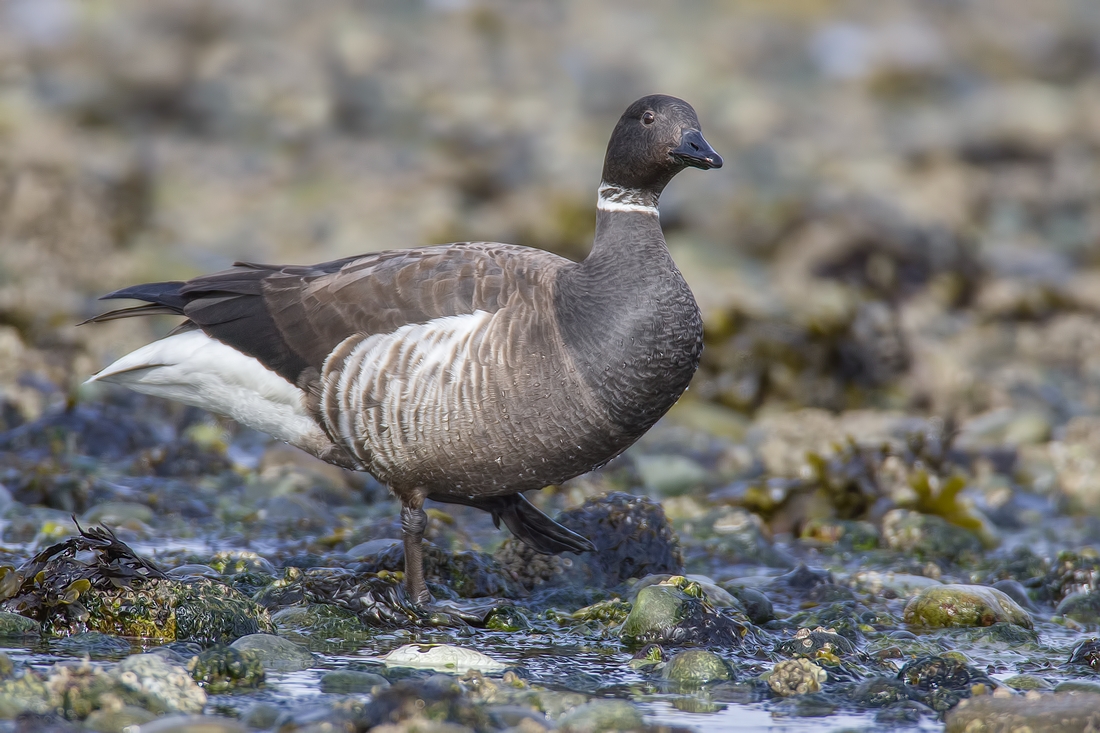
[379, 644, 506, 674]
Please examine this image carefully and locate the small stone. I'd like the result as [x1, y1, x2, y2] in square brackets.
[633, 454, 710, 494]
[904, 584, 1033, 629]
[1055, 681, 1100, 695]
[660, 650, 731, 685]
[380, 644, 506, 674]
[319, 670, 389, 694]
[557, 700, 644, 732]
[767, 659, 827, 696]
[188, 645, 265, 692]
[229, 634, 315, 673]
[345, 538, 402, 560]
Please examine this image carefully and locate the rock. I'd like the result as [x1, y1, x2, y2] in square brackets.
[897, 656, 994, 713]
[882, 509, 984, 563]
[620, 576, 751, 648]
[848, 571, 943, 598]
[1057, 591, 1100, 624]
[1055, 681, 1100, 694]
[229, 634, 315, 673]
[0, 612, 37, 637]
[112, 654, 207, 714]
[319, 670, 389, 694]
[1001, 674, 1053, 691]
[0, 669, 51, 718]
[1068, 638, 1100, 671]
[557, 700, 644, 732]
[135, 715, 249, 733]
[660, 650, 731, 685]
[767, 659, 827, 696]
[903, 584, 1033, 628]
[355, 543, 521, 599]
[187, 645, 265, 693]
[946, 691, 1100, 733]
[380, 644, 505, 674]
[80, 502, 155, 527]
[496, 493, 682, 591]
[849, 676, 910, 706]
[345, 538, 402, 560]
[991, 579, 1039, 613]
[84, 705, 157, 732]
[53, 632, 133, 658]
[722, 584, 775, 624]
[775, 627, 856, 661]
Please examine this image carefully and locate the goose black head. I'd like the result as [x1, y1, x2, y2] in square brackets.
[600, 94, 722, 196]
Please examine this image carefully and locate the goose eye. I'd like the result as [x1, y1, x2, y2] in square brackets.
[641, 111, 655, 125]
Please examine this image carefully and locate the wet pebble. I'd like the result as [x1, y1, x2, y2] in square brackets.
[84, 705, 156, 732]
[319, 669, 389, 694]
[767, 659, 827, 696]
[135, 715, 249, 733]
[1057, 591, 1100, 624]
[904, 584, 1033, 628]
[381, 644, 505, 674]
[229, 634, 315, 673]
[187, 645, 264, 693]
[113, 653, 207, 714]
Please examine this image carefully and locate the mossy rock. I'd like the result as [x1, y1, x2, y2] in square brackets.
[661, 650, 731, 685]
[620, 577, 753, 648]
[903, 584, 1032, 629]
[188, 645, 265, 693]
[1057, 591, 1100, 624]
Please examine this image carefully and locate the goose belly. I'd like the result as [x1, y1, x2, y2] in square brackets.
[319, 310, 622, 496]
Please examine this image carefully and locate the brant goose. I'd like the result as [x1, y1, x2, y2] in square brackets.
[84, 95, 722, 604]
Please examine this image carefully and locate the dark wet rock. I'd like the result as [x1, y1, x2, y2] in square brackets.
[946, 691, 1100, 733]
[254, 567, 437, 628]
[131, 439, 231, 479]
[775, 564, 833, 591]
[661, 650, 732, 685]
[904, 584, 1033, 629]
[849, 676, 911, 707]
[805, 583, 856, 604]
[882, 509, 984, 563]
[170, 579, 275, 644]
[775, 627, 856, 661]
[620, 576, 754, 648]
[991, 579, 1039, 613]
[240, 702, 281, 730]
[223, 570, 275, 597]
[229, 634, 315, 673]
[875, 699, 934, 724]
[1068, 638, 1100, 672]
[319, 670, 389, 694]
[788, 601, 879, 642]
[356, 542, 521, 599]
[557, 699, 644, 732]
[52, 632, 132, 658]
[956, 622, 1040, 647]
[0, 404, 166, 462]
[767, 659, 827, 696]
[1057, 591, 1100, 623]
[898, 656, 993, 713]
[722, 585, 775, 624]
[187, 645, 265, 693]
[356, 676, 491, 732]
[496, 493, 682, 592]
[1037, 550, 1100, 604]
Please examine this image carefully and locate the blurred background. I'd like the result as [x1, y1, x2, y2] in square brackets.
[2, 0, 1100, 495]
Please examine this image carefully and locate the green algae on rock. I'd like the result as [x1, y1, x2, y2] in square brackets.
[904, 584, 1033, 629]
[946, 691, 1100, 733]
[187, 645, 265, 693]
[660, 649, 732, 685]
[620, 576, 754, 648]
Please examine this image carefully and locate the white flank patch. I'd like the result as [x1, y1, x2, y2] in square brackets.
[323, 310, 496, 468]
[87, 330, 324, 449]
[379, 644, 506, 674]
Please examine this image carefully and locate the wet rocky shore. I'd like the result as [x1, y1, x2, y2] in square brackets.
[3, 1, 1100, 731]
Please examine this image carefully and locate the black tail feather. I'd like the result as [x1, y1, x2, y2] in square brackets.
[79, 281, 188, 325]
[428, 492, 595, 555]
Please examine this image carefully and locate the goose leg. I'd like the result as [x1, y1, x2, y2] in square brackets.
[401, 500, 431, 605]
